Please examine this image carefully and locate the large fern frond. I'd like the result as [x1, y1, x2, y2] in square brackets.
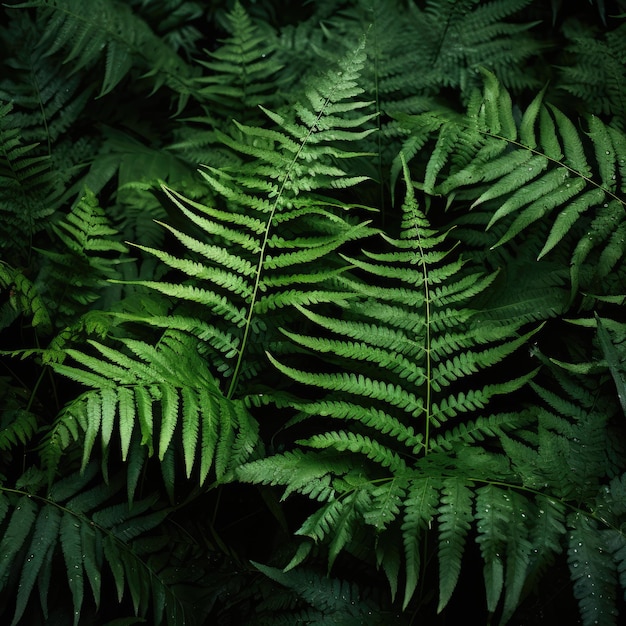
[236, 163, 542, 616]
[399, 71, 626, 299]
[116, 38, 378, 401]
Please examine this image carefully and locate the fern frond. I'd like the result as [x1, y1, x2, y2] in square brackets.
[558, 19, 626, 129]
[0, 262, 52, 334]
[401, 477, 439, 609]
[122, 39, 378, 402]
[236, 162, 540, 615]
[193, 1, 283, 120]
[12, 0, 195, 106]
[34, 188, 128, 324]
[0, 101, 61, 263]
[1, 466, 193, 625]
[251, 561, 385, 625]
[404, 71, 626, 297]
[46, 331, 259, 485]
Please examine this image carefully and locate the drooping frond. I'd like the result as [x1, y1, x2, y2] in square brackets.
[400, 71, 626, 298]
[9, 0, 195, 107]
[45, 330, 259, 488]
[0, 465, 190, 626]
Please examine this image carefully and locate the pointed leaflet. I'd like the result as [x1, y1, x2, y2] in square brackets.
[327, 488, 371, 571]
[215, 397, 236, 480]
[158, 383, 179, 461]
[36, 537, 56, 623]
[475, 484, 508, 614]
[0, 495, 38, 586]
[103, 534, 126, 603]
[181, 386, 200, 478]
[588, 114, 617, 189]
[568, 513, 619, 626]
[11, 505, 62, 626]
[437, 477, 474, 613]
[595, 314, 626, 416]
[118, 386, 135, 461]
[82, 391, 102, 472]
[401, 478, 439, 610]
[60, 511, 85, 625]
[199, 389, 219, 485]
[80, 522, 102, 609]
[501, 491, 534, 624]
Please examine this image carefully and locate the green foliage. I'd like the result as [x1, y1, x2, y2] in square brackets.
[9, 0, 195, 103]
[0, 465, 189, 626]
[236, 164, 544, 617]
[1, 1, 626, 625]
[47, 330, 259, 487]
[398, 70, 626, 299]
[557, 18, 626, 129]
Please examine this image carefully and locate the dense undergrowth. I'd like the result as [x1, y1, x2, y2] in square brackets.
[1, 1, 626, 624]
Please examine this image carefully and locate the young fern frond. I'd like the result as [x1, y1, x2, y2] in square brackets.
[399, 71, 626, 297]
[120, 38, 378, 399]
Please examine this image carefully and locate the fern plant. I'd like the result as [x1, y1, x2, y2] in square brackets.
[235, 162, 547, 622]
[396, 70, 626, 302]
[2, 1, 626, 624]
[0, 463, 197, 626]
[116, 35, 378, 399]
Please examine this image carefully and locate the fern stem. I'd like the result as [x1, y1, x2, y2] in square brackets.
[418, 231, 432, 456]
[226, 98, 334, 399]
